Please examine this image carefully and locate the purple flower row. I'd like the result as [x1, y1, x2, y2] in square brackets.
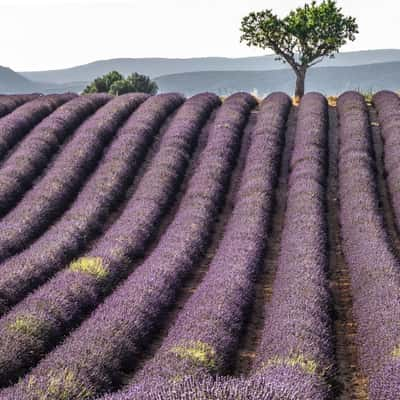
[1, 93, 256, 400]
[0, 92, 215, 386]
[105, 375, 300, 400]
[336, 91, 400, 399]
[0, 94, 111, 215]
[0, 93, 75, 161]
[102, 92, 331, 400]
[0, 94, 41, 118]
[372, 91, 400, 229]
[123, 92, 291, 396]
[0, 93, 183, 318]
[0, 93, 148, 261]
[252, 93, 332, 400]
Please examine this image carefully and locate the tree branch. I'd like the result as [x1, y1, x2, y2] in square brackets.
[308, 56, 325, 67]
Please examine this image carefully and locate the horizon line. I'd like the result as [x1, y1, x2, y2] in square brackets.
[14, 48, 400, 73]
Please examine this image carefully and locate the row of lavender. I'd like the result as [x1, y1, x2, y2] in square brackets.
[337, 91, 400, 399]
[0, 94, 183, 316]
[5, 90, 400, 399]
[0, 94, 40, 118]
[118, 92, 291, 396]
[0, 93, 75, 161]
[137, 92, 400, 400]
[373, 91, 400, 231]
[0, 93, 152, 260]
[104, 93, 333, 399]
[0, 92, 216, 386]
[0, 94, 110, 214]
[251, 92, 333, 399]
[1, 93, 254, 399]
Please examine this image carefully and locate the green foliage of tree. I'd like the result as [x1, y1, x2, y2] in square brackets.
[83, 71, 158, 95]
[240, 0, 358, 98]
[109, 73, 158, 95]
[83, 71, 124, 94]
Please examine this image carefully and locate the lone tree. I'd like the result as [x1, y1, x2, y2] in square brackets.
[240, 0, 358, 98]
[83, 71, 158, 95]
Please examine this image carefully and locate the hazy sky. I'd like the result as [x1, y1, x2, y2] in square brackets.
[1, 0, 399, 71]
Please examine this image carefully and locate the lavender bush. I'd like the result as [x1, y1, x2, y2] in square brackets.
[124, 92, 291, 394]
[0, 93, 148, 260]
[0, 93, 216, 386]
[0, 94, 111, 215]
[0, 94, 40, 118]
[0, 93, 255, 400]
[372, 91, 400, 228]
[101, 92, 331, 400]
[0, 93, 184, 317]
[337, 91, 400, 399]
[102, 375, 300, 400]
[0, 93, 75, 161]
[251, 93, 333, 400]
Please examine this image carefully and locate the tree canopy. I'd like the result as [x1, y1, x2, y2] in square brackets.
[240, 0, 358, 98]
[83, 71, 158, 95]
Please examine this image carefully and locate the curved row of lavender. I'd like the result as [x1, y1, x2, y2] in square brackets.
[102, 93, 332, 400]
[0, 93, 75, 161]
[1, 93, 256, 400]
[103, 375, 299, 400]
[372, 90, 400, 230]
[336, 91, 400, 399]
[120, 92, 291, 396]
[250, 92, 332, 400]
[0, 93, 183, 317]
[0, 94, 41, 118]
[0, 93, 216, 386]
[0, 93, 148, 261]
[0, 94, 111, 215]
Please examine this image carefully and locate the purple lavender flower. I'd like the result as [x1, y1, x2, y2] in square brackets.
[0, 93, 76, 161]
[337, 91, 400, 399]
[250, 93, 333, 400]
[0, 93, 255, 400]
[0, 94, 111, 215]
[0, 94, 40, 118]
[0, 93, 215, 386]
[0, 93, 148, 260]
[0, 93, 184, 318]
[125, 92, 291, 394]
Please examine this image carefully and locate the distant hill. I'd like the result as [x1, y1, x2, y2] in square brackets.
[19, 49, 400, 84]
[0, 66, 42, 93]
[2, 56, 400, 96]
[155, 62, 400, 96]
[0, 66, 88, 94]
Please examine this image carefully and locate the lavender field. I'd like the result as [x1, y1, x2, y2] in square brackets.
[0, 90, 399, 399]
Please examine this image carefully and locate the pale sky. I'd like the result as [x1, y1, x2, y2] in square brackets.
[1, 0, 399, 71]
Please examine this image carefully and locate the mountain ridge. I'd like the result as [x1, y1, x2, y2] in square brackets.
[154, 62, 400, 96]
[19, 49, 400, 84]
[1, 50, 400, 95]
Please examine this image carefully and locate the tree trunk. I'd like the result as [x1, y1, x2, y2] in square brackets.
[295, 69, 306, 99]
